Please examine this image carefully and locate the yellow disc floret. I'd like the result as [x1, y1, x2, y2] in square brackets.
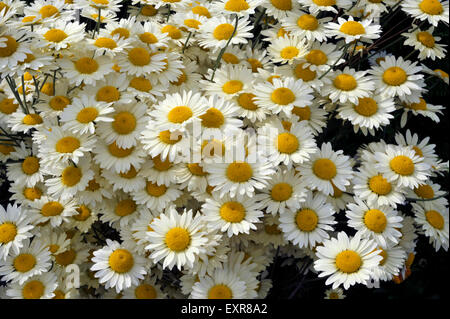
[220, 201, 246, 223]
[389, 155, 414, 176]
[313, 158, 337, 180]
[226, 162, 253, 183]
[295, 208, 319, 232]
[335, 250, 362, 273]
[364, 209, 387, 233]
[109, 249, 134, 273]
[165, 227, 191, 251]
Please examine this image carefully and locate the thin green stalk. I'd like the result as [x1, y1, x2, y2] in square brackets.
[21, 75, 30, 113]
[182, 31, 192, 54]
[209, 15, 239, 82]
[5, 75, 27, 115]
[319, 43, 351, 80]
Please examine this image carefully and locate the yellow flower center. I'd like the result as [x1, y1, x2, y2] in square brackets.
[339, 21, 366, 35]
[271, 87, 296, 105]
[271, 182, 293, 201]
[213, 23, 235, 40]
[54, 249, 76, 266]
[368, 175, 392, 195]
[146, 182, 167, 197]
[22, 281, 45, 299]
[333, 74, 357, 91]
[413, 184, 434, 199]
[49, 96, 70, 111]
[41, 83, 54, 96]
[167, 106, 193, 124]
[0, 98, 18, 114]
[296, 208, 319, 232]
[128, 47, 151, 66]
[52, 290, 66, 299]
[313, 158, 337, 180]
[226, 162, 252, 182]
[416, 31, 435, 48]
[277, 132, 299, 154]
[139, 32, 158, 44]
[39, 5, 59, 18]
[247, 58, 263, 72]
[419, 0, 444, 15]
[109, 249, 134, 273]
[14, 253, 36, 273]
[200, 108, 225, 128]
[112, 111, 136, 135]
[187, 163, 207, 176]
[222, 80, 243, 94]
[55, 136, 80, 153]
[41, 201, 64, 217]
[111, 28, 130, 39]
[23, 187, 42, 200]
[135, 284, 157, 299]
[425, 210, 444, 229]
[115, 199, 136, 217]
[0, 222, 17, 244]
[405, 98, 427, 111]
[383, 67, 407, 86]
[297, 14, 319, 30]
[335, 250, 362, 273]
[165, 227, 191, 251]
[192, 6, 211, 17]
[389, 155, 414, 176]
[222, 53, 239, 64]
[108, 142, 134, 158]
[292, 106, 311, 120]
[354, 97, 378, 116]
[270, 0, 292, 10]
[61, 166, 82, 186]
[152, 155, 172, 171]
[119, 165, 138, 179]
[21, 156, 40, 175]
[412, 146, 423, 157]
[0, 35, 18, 57]
[265, 224, 282, 235]
[267, 75, 281, 84]
[161, 25, 182, 39]
[73, 205, 91, 221]
[294, 63, 317, 81]
[280, 46, 299, 59]
[364, 209, 387, 233]
[86, 179, 100, 191]
[0, 143, 15, 155]
[434, 69, 448, 78]
[208, 284, 233, 299]
[237, 93, 258, 110]
[331, 182, 343, 198]
[159, 130, 182, 144]
[312, 0, 336, 5]
[224, 0, 250, 11]
[172, 71, 187, 86]
[76, 107, 99, 123]
[130, 77, 152, 92]
[74, 57, 99, 74]
[43, 29, 68, 43]
[141, 5, 157, 16]
[220, 201, 246, 223]
[94, 37, 117, 49]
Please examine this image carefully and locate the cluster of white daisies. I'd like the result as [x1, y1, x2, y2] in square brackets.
[0, 0, 449, 300]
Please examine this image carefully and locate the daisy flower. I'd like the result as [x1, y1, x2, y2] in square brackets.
[371, 245, 407, 282]
[100, 192, 142, 229]
[297, 142, 353, 196]
[298, 0, 353, 14]
[190, 267, 247, 299]
[121, 276, 167, 299]
[267, 35, 310, 65]
[336, 95, 396, 136]
[35, 21, 85, 51]
[346, 197, 404, 248]
[394, 129, 438, 167]
[92, 140, 146, 174]
[6, 272, 58, 299]
[258, 117, 317, 166]
[253, 77, 314, 117]
[44, 156, 94, 200]
[127, 75, 168, 102]
[289, 102, 328, 135]
[139, 154, 181, 186]
[6, 110, 46, 134]
[174, 162, 209, 193]
[37, 126, 96, 167]
[314, 231, 382, 289]
[374, 144, 431, 189]
[352, 165, 406, 208]
[0, 30, 32, 74]
[145, 207, 208, 270]
[397, 214, 418, 254]
[6, 151, 44, 187]
[256, 168, 306, 216]
[84, 72, 134, 105]
[101, 165, 145, 193]
[326, 16, 382, 44]
[232, 90, 269, 123]
[211, 0, 264, 17]
[321, 67, 375, 104]
[0, 203, 34, 260]
[421, 63, 449, 84]
[202, 64, 255, 100]
[28, 196, 78, 227]
[282, 12, 331, 42]
[140, 126, 189, 162]
[59, 94, 114, 135]
[134, 20, 170, 50]
[116, 44, 166, 77]
[368, 55, 425, 104]
[399, 97, 444, 128]
[202, 193, 264, 237]
[408, 181, 448, 206]
[70, 204, 98, 233]
[88, 33, 132, 58]
[131, 180, 183, 212]
[412, 201, 449, 251]
[279, 191, 336, 249]
[401, 0, 449, 27]
[324, 288, 346, 299]
[402, 25, 447, 60]
[0, 238, 52, 284]
[299, 42, 345, 75]
[97, 102, 148, 149]
[198, 15, 253, 51]
[91, 239, 147, 293]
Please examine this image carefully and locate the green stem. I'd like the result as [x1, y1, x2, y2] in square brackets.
[182, 31, 192, 54]
[319, 43, 350, 80]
